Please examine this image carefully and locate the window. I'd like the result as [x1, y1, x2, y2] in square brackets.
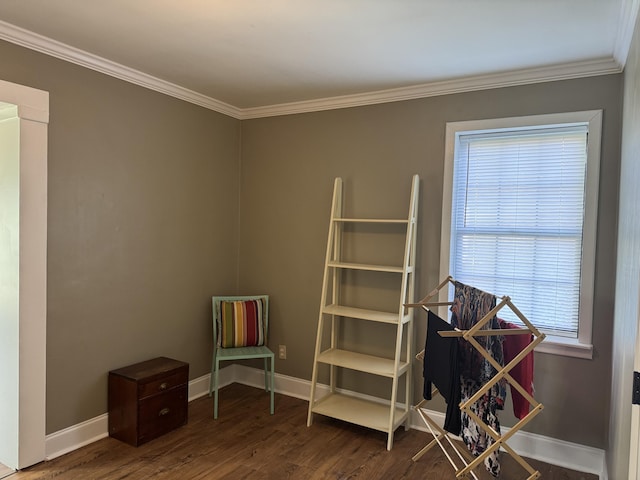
[441, 111, 602, 359]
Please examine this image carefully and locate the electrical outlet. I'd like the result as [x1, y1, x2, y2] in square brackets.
[278, 344, 287, 359]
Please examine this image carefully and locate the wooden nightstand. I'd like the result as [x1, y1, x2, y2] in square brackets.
[108, 357, 189, 446]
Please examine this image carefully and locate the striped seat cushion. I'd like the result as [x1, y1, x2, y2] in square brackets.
[218, 299, 265, 348]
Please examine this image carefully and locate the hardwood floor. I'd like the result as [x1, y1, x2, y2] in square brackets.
[12, 383, 597, 479]
[0, 464, 14, 479]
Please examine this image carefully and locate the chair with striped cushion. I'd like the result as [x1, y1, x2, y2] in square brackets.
[210, 295, 274, 419]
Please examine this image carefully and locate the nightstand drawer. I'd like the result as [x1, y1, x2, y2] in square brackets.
[139, 369, 188, 399]
[138, 384, 188, 444]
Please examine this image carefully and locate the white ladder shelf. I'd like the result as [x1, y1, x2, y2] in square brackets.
[306, 175, 420, 450]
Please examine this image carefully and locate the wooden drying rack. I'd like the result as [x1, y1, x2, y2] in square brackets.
[406, 276, 546, 480]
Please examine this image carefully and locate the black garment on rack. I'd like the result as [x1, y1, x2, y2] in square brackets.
[423, 310, 461, 435]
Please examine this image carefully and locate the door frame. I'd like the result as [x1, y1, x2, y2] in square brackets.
[0, 78, 48, 469]
[631, 293, 640, 479]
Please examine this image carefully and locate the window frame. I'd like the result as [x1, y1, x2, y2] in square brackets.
[440, 110, 602, 359]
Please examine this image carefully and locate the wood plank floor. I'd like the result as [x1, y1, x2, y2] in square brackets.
[0, 464, 14, 479]
[12, 383, 597, 479]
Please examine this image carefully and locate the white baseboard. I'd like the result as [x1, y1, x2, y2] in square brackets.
[410, 407, 605, 478]
[45, 371, 219, 460]
[45, 366, 607, 479]
[45, 413, 109, 460]
[502, 425, 606, 477]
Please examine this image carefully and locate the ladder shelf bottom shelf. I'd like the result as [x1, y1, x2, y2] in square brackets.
[317, 348, 409, 377]
[310, 392, 409, 434]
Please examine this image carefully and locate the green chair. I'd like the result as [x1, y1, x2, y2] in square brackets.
[210, 295, 274, 419]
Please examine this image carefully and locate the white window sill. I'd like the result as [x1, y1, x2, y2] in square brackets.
[535, 335, 593, 359]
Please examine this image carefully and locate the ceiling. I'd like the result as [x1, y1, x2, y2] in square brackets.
[0, 1, 636, 118]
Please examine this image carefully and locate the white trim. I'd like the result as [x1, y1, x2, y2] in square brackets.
[504, 426, 605, 478]
[0, 79, 48, 123]
[0, 79, 49, 470]
[45, 367, 605, 478]
[629, 298, 640, 477]
[412, 407, 606, 479]
[46, 372, 218, 460]
[17, 112, 48, 469]
[536, 336, 594, 359]
[0, 21, 242, 120]
[238, 59, 621, 119]
[0, 20, 623, 119]
[45, 414, 108, 461]
[187, 373, 214, 402]
[580, 110, 602, 347]
[441, 110, 602, 359]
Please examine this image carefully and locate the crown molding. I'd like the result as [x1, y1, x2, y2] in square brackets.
[0, 20, 243, 119]
[239, 58, 623, 119]
[0, 20, 624, 121]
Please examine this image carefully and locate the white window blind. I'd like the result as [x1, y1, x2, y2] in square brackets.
[450, 125, 589, 337]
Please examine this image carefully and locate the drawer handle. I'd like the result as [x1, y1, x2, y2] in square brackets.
[159, 382, 168, 390]
[159, 408, 170, 416]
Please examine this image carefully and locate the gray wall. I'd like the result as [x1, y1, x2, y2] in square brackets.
[0, 40, 242, 433]
[0, 36, 623, 451]
[240, 75, 622, 448]
[608, 11, 640, 480]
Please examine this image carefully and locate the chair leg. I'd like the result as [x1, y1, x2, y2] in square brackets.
[213, 359, 220, 419]
[209, 351, 217, 397]
[269, 354, 275, 415]
[263, 357, 269, 391]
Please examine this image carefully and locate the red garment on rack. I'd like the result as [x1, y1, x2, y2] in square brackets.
[499, 319, 534, 420]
